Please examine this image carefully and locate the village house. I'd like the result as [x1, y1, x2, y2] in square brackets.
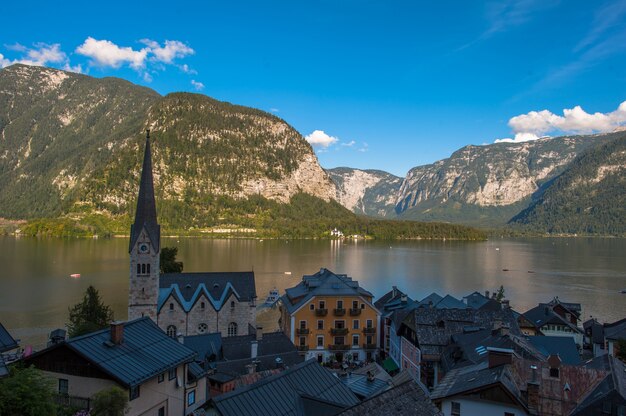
[23, 318, 207, 416]
[279, 268, 381, 364]
[127, 131, 257, 337]
[523, 298, 584, 348]
[571, 354, 626, 415]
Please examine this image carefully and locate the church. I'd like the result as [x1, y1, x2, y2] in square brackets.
[128, 131, 257, 338]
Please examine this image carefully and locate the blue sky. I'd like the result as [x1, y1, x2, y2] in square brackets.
[2, 0, 626, 176]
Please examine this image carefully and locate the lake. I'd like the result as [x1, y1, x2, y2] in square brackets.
[1, 236, 625, 348]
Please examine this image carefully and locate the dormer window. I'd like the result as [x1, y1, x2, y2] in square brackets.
[169, 303, 174, 311]
[230, 301, 236, 308]
[201, 302, 205, 309]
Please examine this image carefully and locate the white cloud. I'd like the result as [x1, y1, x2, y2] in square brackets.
[1, 43, 68, 67]
[0, 53, 11, 68]
[140, 39, 194, 63]
[270, 108, 280, 113]
[191, 80, 205, 91]
[305, 130, 339, 148]
[341, 140, 356, 147]
[179, 64, 197, 74]
[76, 37, 148, 69]
[495, 101, 626, 143]
[62, 62, 83, 73]
[358, 143, 369, 152]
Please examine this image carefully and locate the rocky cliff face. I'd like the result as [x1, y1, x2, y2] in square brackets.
[327, 167, 402, 217]
[394, 134, 619, 225]
[0, 64, 336, 221]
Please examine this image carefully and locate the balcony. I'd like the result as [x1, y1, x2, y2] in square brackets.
[349, 308, 361, 316]
[333, 308, 346, 316]
[328, 344, 349, 351]
[363, 343, 377, 350]
[295, 328, 310, 335]
[330, 327, 348, 335]
[315, 308, 328, 317]
[296, 345, 309, 352]
[363, 327, 376, 334]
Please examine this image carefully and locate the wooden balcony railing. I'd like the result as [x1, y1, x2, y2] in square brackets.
[333, 308, 346, 316]
[330, 328, 348, 335]
[349, 308, 362, 316]
[362, 327, 376, 334]
[328, 344, 349, 351]
[315, 308, 328, 317]
[295, 328, 310, 335]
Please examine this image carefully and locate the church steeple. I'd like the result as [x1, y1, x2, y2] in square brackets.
[128, 129, 161, 322]
[129, 129, 160, 253]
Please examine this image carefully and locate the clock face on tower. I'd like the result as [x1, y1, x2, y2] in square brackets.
[139, 243, 149, 253]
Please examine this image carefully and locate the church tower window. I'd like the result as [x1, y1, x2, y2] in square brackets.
[228, 322, 238, 336]
[167, 325, 177, 338]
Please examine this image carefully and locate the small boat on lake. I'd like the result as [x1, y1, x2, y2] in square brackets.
[265, 288, 280, 305]
[70, 273, 81, 278]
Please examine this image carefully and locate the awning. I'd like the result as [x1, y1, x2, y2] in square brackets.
[382, 357, 399, 372]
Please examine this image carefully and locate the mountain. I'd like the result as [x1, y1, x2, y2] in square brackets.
[509, 135, 626, 235]
[394, 134, 622, 227]
[326, 167, 402, 217]
[0, 64, 484, 240]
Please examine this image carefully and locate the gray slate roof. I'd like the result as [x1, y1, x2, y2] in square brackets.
[0, 322, 18, 353]
[523, 303, 583, 333]
[129, 133, 160, 253]
[212, 359, 359, 416]
[28, 317, 195, 387]
[526, 335, 581, 365]
[339, 380, 442, 416]
[339, 373, 389, 399]
[604, 317, 626, 341]
[159, 271, 256, 312]
[183, 332, 223, 362]
[281, 268, 373, 314]
[573, 355, 626, 415]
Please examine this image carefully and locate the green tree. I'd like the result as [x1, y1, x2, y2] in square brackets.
[160, 247, 183, 273]
[494, 285, 505, 302]
[0, 365, 57, 416]
[67, 286, 114, 338]
[91, 386, 129, 416]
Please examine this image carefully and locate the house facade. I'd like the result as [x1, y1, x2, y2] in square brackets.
[24, 318, 206, 416]
[279, 268, 380, 364]
[128, 131, 256, 338]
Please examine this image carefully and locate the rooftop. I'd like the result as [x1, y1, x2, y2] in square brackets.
[0, 322, 18, 353]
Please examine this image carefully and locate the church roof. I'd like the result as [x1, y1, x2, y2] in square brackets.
[158, 272, 256, 312]
[129, 131, 160, 253]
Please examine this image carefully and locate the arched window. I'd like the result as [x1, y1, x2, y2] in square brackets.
[167, 325, 177, 338]
[227, 322, 238, 337]
[198, 323, 208, 334]
[137, 264, 141, 274]
[230, 300, 235, 308]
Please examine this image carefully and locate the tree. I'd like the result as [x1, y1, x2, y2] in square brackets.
[91, 386, 128, 416]
[494, 285, 505, 302]
[160, 246, 183, 273]
[0, 365, 57, 416]
[67, 286, 114, 338]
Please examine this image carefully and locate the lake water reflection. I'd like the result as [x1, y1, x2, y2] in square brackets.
[1, 236, 625, 348]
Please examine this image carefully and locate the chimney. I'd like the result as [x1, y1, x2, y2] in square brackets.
[392, 286, 398, 298]
[256, 326, 263, 341]
[367, 370, 375, 382]
[400, 294, 408, 304]
[501, 299, 510, 309]
[110, 321, 124, 345]
[487, 347, 513, 368]
[527, 381, 540, 415]
[251, 340, 258, 359]
[485, 290, 490, 299]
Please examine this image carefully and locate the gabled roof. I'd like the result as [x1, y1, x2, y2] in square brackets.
[0, 322, 18, 353]
[281, 268, 374, 315]
[339, 379, 442, 416]
[375, 287, 414, 313]
[572, 355, 626, 415]
[221, 332, 297, 360]
[463, 291, 491, 309]
[523, 304, 583, 333]
[526, 336, 581, 365]
[183, 332, 223, 362]
[431, 361, 526, 411]
[129, 132, 160, 253]
[434, 295, 467, 310]
[159, 271, 256, 312]
[212, 359, 359, 416]
[26, 318, 195, 387]
[417, 292, 443, 308]
[604, 317, 626, 341]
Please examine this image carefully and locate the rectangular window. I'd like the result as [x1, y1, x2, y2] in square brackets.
[299, 320, 306, 329]
[187, 390, 196, 406]
[451, 401, 461, 416]
[58, 379, 68, 395]
[317, 336, 324, 347]
[169, 367, 177, 381]
[317, 320, 324, 330]
[366, 335, 373, 345]
[337, 300, 343, 309]
[310, 304, 315, 310]
[353, 320, 360, 329]
[129, 385, 140, 401]
[366, 319, 373, 328]
[158, 407, 165, 416]
[352, 334, 359, 346]
[335, 336, 344, 345]
[299, 336, 306, 346]
[319, 300, 325, 309]
[157, 373, 164, 383]
[361, 303, 365, 309]
[335, 320, 345, 329]
[352, 300, 358, 309]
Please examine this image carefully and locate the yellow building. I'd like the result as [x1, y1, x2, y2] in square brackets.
[279, 268, 381, 364]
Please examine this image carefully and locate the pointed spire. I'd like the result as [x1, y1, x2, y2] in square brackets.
[129, 129, 160, 252]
